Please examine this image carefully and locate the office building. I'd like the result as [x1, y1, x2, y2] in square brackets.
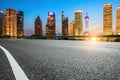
[35, 16, 42, 36]
[103, 3, 112, 35]
[116, 6, 120, 35]
[17, 11, 24, 37]
[5, 8, 17, 37]
[46, 12, 56, 36]
[69, 20, 75, 36]
[0, 11, 4, 36]
[62, 11, 68, 36]
[74, 10, 83, 36]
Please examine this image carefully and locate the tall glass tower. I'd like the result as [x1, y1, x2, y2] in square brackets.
[69, 20, 75, 36]
[62, 11, 68, 36]
[46, 12, 56, 36]
[0, 11, 4, 36]
[116, 6, 120, 35]
[74, 10, 83, 36]
[5, 9, 17, 37]
[35, 16, 42, 36]
[17, 11, 24, 37]
[103, 3, 112, 35]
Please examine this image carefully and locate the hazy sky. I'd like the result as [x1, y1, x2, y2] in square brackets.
[0, 0, 120, 35]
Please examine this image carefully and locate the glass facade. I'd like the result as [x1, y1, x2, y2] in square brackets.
[103, 3, 112, 35]
[74, 10, 83, 36]
[35, 16, 42, 36]
[0, 11, 4, 36]
[62, 11, 68, 36]
[46, 12, 56, 36]
[17, 11, 24, 37]
[116, 6, 120, 34]
[69, 20, 75, 36]
[5, 9, 17, 37]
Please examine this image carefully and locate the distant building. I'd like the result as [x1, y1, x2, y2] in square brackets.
[116, 6, 120, 35]
[84, 8, 89, 36]
[62, 11, 68, 36]
[17, 11, 24, 37]
[46, 12, 56, 36]
[0, 11, 4, 36]
[74, 10, 83, 36]
[35, 16, 42, 36]
[5, 9, 17, 37]
[69, 20, 75, 36]
[103, 3, 112, 35]
[3, 14, 6, 36]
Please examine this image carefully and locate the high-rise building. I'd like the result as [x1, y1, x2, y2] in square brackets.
[17, 11, 24, 37]
[74, 10, 83, 36]
[3, 14, 6, 36]
[116, 6, 120, 35]
[62, 11, 68, 36]
[84, 8, 89, 36]
[0, 11, 4, 36]
[5, 8, 17, 37]
[103, 3, 112, 35]
[35, 16, 42, 36]
[46, 12, 56, 36]
[69, 20, 75, 36]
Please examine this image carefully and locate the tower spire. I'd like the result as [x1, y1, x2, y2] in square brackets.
[86, 7, 88, 16]
[84, 7, 89, 36]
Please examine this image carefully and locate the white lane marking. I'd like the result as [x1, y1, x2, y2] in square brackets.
[0, 46, 29, 80]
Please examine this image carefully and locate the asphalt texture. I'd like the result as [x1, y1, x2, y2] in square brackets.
[0, 39, 120, 80]
[0, 48, 16, 80]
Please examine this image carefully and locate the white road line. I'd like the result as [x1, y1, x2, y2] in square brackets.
[0, 46, 29, 80]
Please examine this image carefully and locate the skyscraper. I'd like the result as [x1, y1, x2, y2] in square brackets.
[69, 20, 75, 36]
[46, 12, 56, 36]
[0, 11, 4, 36]
[103, 3, 112, 35]
[74, 10, 83, 36]
[116, 6, 120, 35]
[5, 8, 17, 37]
[17, 11, 24, 37]
[62, 11, 68, 36]
[84, 8, 89, 36]
[35, 16, 42, 36]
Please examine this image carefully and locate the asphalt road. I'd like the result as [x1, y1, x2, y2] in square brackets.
[0, 48, 16, 80]
[0, 39, 120, 80]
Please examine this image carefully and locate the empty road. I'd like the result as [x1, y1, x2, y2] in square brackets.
[0, 39, 120, 80]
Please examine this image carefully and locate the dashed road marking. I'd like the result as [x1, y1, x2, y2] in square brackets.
[0, 46, 29, 80]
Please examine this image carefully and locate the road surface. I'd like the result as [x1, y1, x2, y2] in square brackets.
[0, 39, 120, 80]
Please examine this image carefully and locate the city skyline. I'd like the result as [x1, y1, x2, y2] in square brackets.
[0, 0, 120, 35]
[0, 9, 24, 37]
